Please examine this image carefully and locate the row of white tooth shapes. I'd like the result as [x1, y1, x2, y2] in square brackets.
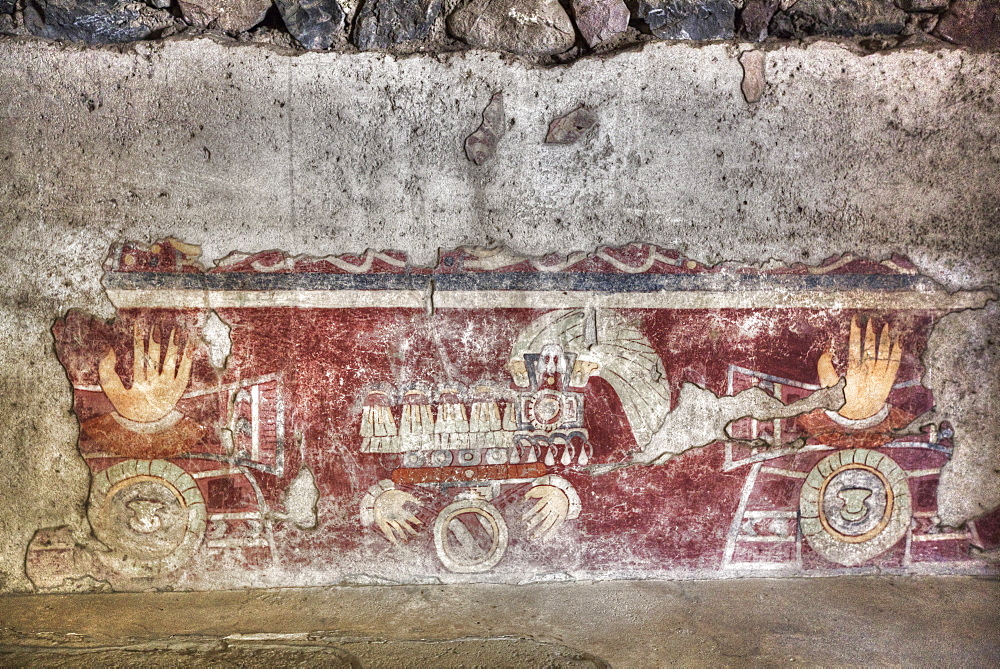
[361, 401, 518, 439]
[403, 438, 594, 468]
[523, 440, 592, 467]
[362, 432, 593, 464]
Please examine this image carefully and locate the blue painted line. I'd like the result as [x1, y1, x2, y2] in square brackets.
[104, 271, 935, 293]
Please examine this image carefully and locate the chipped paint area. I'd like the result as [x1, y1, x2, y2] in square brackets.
[28, 239, 999, 591]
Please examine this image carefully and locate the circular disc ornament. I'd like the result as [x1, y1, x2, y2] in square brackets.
[429, 450, 453, 467]
[88, 459, 206, 578]
[433, 498, 508, 573]
[800, 449, 911, 566]
[527, 390, 563, 430]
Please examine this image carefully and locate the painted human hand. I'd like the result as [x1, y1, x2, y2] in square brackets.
[99, 323, 194, 423]
[373, 489, 424, 545]
[818, 316, 902, 421]
[523, 485, 570, 541]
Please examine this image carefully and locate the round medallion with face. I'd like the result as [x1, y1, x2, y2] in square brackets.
[820, 467, 891, 542]
[526, 390, 564, 430]
[800, 449, 911, 567]
[89, 459, 206, 579]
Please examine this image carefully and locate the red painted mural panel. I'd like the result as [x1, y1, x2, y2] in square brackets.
[28, 240, 999, 589]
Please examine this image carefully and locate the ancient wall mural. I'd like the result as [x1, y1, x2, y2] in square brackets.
[26, 239, 1000, 590]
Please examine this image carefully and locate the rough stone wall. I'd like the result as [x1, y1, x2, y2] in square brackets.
[1, 36, 998, 592]
[2, 0, 998, 58]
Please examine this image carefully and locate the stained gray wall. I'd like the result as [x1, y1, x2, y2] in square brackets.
[0, 37, 997, 592]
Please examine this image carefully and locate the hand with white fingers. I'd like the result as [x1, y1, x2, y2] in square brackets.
[373, 489, 424, 545]
[523, 485, 570, 542]
[817, 316, 902, 421]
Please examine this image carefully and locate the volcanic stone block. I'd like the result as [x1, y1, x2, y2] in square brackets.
[23, 0, 172, 43]
[465, 92, 506, 165]
[896, 0, 949, 9]
[352, 0, 444, 50]
[769, 0, 909, 37]
[637, 0, 735, 40]
[932, 0, 1000, 49]
[545, 106, 598, 144]
[570, 0, 630, 47]
[737, 0, 779, 41]
[739, 49, 765, 103]
[448, 0, 576, 56]
[178, 0, 271, 32]
[276, 0, 345, 50]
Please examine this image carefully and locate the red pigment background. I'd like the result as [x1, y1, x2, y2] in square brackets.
[54, 306, 946, 575]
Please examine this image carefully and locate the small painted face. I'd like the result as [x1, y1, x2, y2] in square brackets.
[538, 344, 565, 378]
[126, 499, 165, 534]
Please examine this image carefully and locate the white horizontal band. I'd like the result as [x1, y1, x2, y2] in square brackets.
[106, 288, 995, 311]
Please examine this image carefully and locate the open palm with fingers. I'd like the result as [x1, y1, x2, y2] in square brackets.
[523, 485, 570, 542]
[817, 316, 902, 421]
[99, 324, 194, 423]
[373, 489, 424, 545]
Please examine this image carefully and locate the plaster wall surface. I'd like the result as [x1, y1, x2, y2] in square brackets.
[0, 37, 998, 592]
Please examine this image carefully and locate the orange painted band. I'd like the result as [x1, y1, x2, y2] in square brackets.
[392, 462, 547, 485]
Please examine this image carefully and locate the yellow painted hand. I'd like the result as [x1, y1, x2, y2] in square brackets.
[99, 324, 194, 423]
[373, 489, 424, 545]
[523, 485, 570, 542]
[818, 316, 902, 421]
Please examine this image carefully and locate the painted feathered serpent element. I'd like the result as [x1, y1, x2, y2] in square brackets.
[508, 308, 673, 449]
[508, 308, 848, 467]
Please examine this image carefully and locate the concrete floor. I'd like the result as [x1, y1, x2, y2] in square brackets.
[1, 577, 998, 667]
